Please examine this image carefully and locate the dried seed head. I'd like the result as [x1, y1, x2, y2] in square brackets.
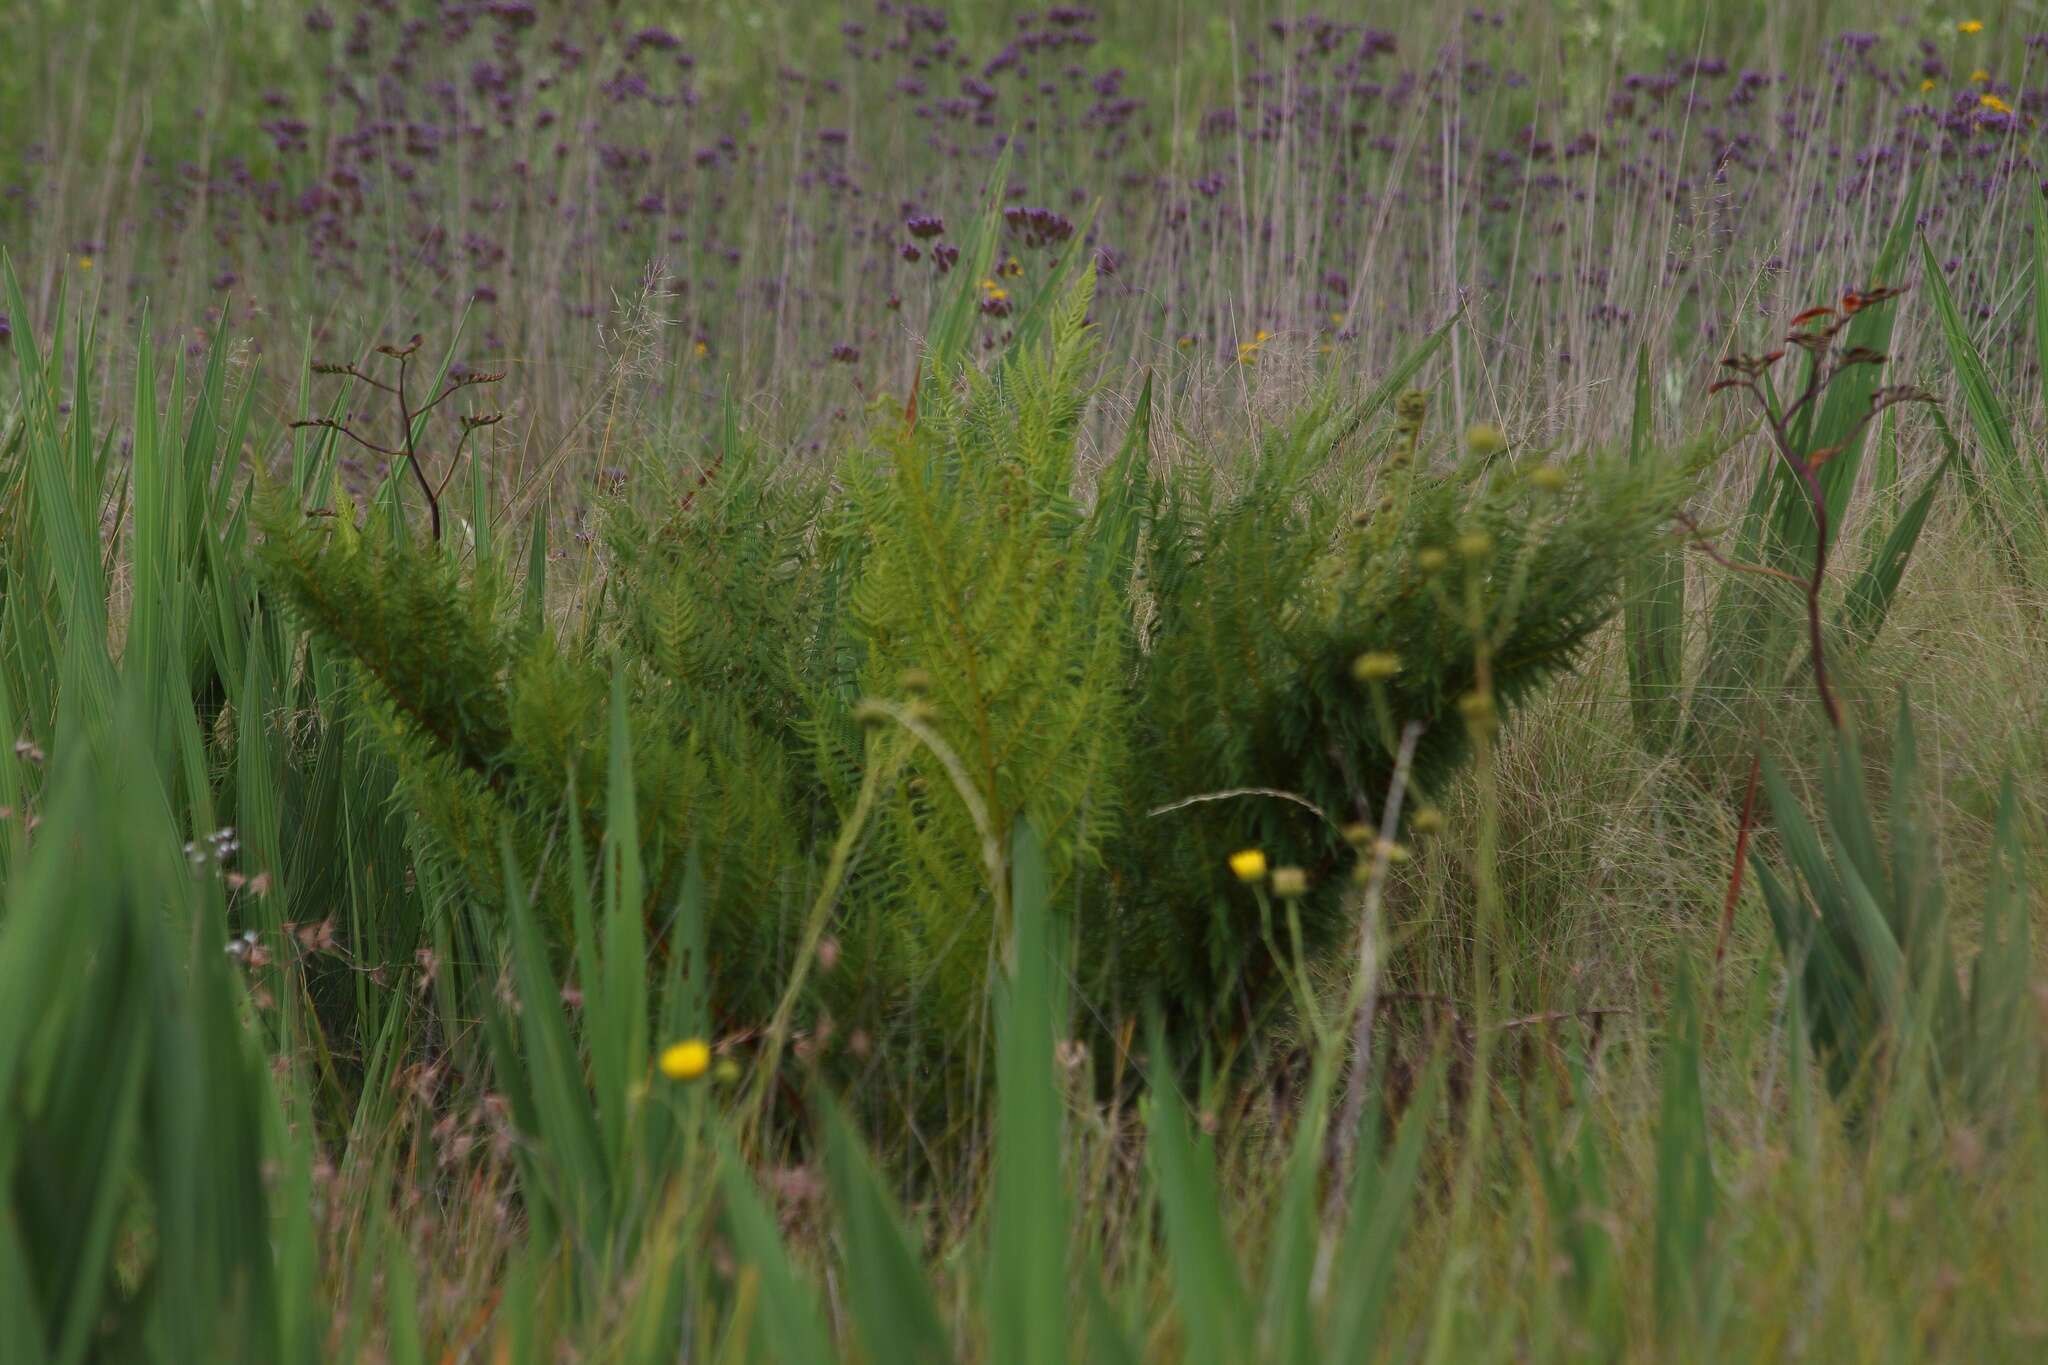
[1270, 866, 1310, 899]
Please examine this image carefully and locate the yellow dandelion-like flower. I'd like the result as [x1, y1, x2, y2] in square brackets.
[658, 1039, 712, 1081]
[1920, 78, 1937, 93]
[1177, 335, 1195, 348]
[1254, 328, 1273, 343]
[78, 255, 93, 271]
[1228, 848, 1269, 884]
[1980, 94, 2013, 114]
[693, 340, 709, 358]
[1958, 19, 1983, 35]
[1969, 68, 1990, 84]
[1329, 312, 1344, 326]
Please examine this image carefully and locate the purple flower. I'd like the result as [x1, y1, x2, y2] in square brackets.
[906, 213, 946, 239]
[830, 343, 860, 363]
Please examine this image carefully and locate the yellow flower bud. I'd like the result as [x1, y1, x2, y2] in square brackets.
[1352, 651, 1402, 683]
[1465, 422, 1507, 456]
[1527, 465, 1568, 493]
[1270, 866, 1309, 899]
[1416, 547, 1449, 572]
[659, 1039, 712, 1082]
[1456, 530, 1493, 560]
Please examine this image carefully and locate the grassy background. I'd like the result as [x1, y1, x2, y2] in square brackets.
[2, 1, 2046, 1361]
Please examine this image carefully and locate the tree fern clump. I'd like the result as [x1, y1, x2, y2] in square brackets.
[1102, 399, 1686, 1040]
[259, 271, 1686, 1096]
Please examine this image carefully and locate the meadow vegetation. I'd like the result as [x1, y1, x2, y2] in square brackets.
[2, 2, 2045, 1361]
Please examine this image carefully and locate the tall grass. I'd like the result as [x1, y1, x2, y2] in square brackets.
[4, 4, 2048, 1361]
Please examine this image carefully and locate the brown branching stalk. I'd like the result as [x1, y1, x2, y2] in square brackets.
[292, 334, 505, 541]
[1702, 287, 1934, 730]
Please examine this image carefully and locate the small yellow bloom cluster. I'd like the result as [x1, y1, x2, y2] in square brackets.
[1238, 328, 1275, 363]
[1979, 94, 2013, 115]
[1958, 19, 1984, 35]
[1228, 848, 1268, 883]
[979, 277, 1010, 303]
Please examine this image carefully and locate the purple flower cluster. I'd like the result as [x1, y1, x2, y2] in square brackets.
[2, 5, 2041, 401]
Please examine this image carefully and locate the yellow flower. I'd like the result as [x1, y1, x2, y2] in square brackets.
[1329, 312, 1344, 325]
[1415, 546, 1450, 572]
[1980, 94, 2013, 114]
[1228, 848, 1269, 884]
[1177, 335, 1194, 348]
[77, 255, 93, 271]
[1254, 328, 1273, 342]
[658, 1039, 712, 1081]
[1958, 19, 1983, 35]
[1920, 78, 1936, 93]
[693, 340, 709, 358]
[986, 286, 1008, 302]
[1270, 866, 1309, 899]
[1352, 651, 1402, 683]
[1969, 68, 1990, 84]
[980, 277, 1000, 292]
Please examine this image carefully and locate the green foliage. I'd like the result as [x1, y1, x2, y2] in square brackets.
[1752, 696, 2037, 1123]
[257, 256, 1690, 1084]
[1113, 380, 1688, 1039]
[1922, 224, 2048, 588]
[1647, 188, 1947, 752]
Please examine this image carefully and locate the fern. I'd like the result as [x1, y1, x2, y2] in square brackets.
[258, 275, 1687, 1101]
